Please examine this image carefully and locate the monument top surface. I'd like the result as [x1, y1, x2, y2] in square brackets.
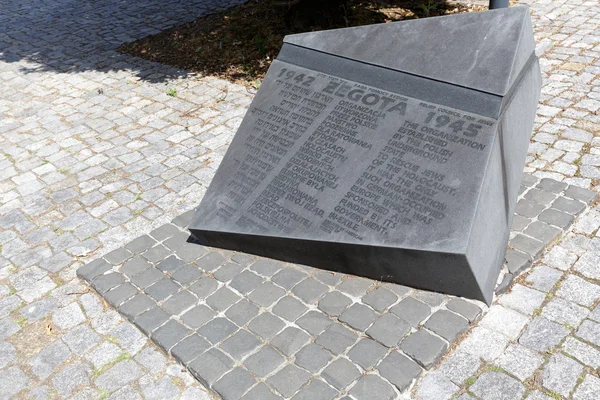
[284, 6, 534, 96]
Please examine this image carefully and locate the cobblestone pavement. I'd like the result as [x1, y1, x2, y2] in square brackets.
[78, 173, 595, 400]
[0, 0, 599, 399]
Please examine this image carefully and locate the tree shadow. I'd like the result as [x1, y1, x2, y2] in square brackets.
[0, 0, 247, 83]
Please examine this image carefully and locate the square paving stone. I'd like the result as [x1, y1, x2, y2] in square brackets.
[271, 326, 311, 357]
[77, 259, 111, 281]
[494, 343, 543, 381]
[347, 337, 388, 370]
[322, 357, 361, 390]
[188, 276, 219, 299]
[171, 334, 211, 365]
[194, 252, 226, 272]
[213, 262, 244, 282]
[576, 320, 600, 346]
[272, 296, 308, 322]
[552, 196, 586, 215]
[188, 348, 234, 386]
[366, 313, 410, 347]
[244, 346, 285, 378]
[294, 343, 332, 373]
[149, 224, 181, 242]
[104, 283, 138, 307]
[207, 286, 241, 312]
[336, 278, 374, 297]
[156, 256, 186, 274]
[515, 199, 546, 218]
[125, 235, 156, 254]
[291, 379, 337, 400]
[145, 278, 179, 302]
[181, 304, 217, 329]
[524, 221, 562, 244]
[230, 253, 255, 267]
[197, 317, 238, 345]
[390, 297, 431, 327]
[121, 257, 152, 278]
[504, 249, 532, 275]
[118, 293, 155, 319]
[91, 273, 124, 294]
[249, 260, 282, 277]
[248, 282, 286, 308]
[471, 371, 525, 400]
[510, 234, 545, 258]
[296, 310, 333, 335]
[141, 245, 171, 263]
[377, 350, 422, 391]
[445, 298, 482, 322]
[163, 232, 191, 251]
[271, 267, 307, 290]
[152, 319, 191, 351]
[230, 270, 264, 294]
[220, 329, 262, 359]
[292, 278, 329, 304]
[226, 300, 259, 326]
[339, 303, 378, 331]
[424, 310, 469, 342]
[170, 264, 203, 286]
[362, 287, 398, 312]
[349, 374, 396, 400]
[104, 248, 132, 265]
[524, 188, 556, 206]
[240, 383, 281, 400]
[316, 323, 357, 355]
[400, 329, 448, 369]
[133, 307, 170, 335]
[318, 291, 352, 317]
[538, 208, 574, 229]
[518, 317, 569, 352]
[161, 290, 197, 315]
[129, 267, 163, 289]
[565, 185, 597, 203]
[176, 242, 207, 262]
[267, 364, 311, 398]
[213, 367, 257, 400]
[537, 179, 567, 193]
[247, 313, 286, 340]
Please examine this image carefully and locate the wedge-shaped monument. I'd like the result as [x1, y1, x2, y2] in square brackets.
[190, 7, 542, 304]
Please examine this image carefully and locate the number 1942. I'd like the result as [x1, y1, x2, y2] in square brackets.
[277, 68, 315, 87]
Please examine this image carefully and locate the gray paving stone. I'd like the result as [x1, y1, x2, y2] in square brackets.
[573, 375, 600, 400]
[188, 276, 219, 299]
[145, 278, 179, 302]
[150, 224, 181, 242]
[524, 221, 562, 243]
[162, 290, 197, 315]
[516, 199, 546, 218]
[480, 305, 529, 340]
[519, 317, 570, 352]
[576, 320, 600, 346]
[296, 310, 333, 335]
[316, 323, 357, 355]
[424, 310, 469, 342]
[119, 293, 155, 319]
[267, 364, 311, 398]
[556, 274, 600, 307]
[400, 329, 447, 369]
[294, 343, 332, 373]
[29, 340, 71, 379]
[347, 337, 388, 370]
[110, 323, 147, 355]
[52, 362, 91, 397]
[125, 235, 156, 254]
[213, 262, 244, 282]
[271, 267, 307, 290]
[171, 264, 203, 286]
[322, 357, 361, 390]
[510, 234, 546, 257]
[121, 257, 151, 278]
[163, 232, 191, 251]
[229, 270, 263, 294]
[213, 367, 256, 400]
[499, 284, 546, 315]
[156, 255, 186, 274]
[390, 297, 431, 327]
[140, 376, 179, 399]
[378, 350, 422, 391]
[339, 303, 377, 330]
[53, 302, 86, 329]
[495, 343, 543, 381]
[366, 312, 410, 347]
[291, 379, 336, 400]
[542, 353, 583, 397]
[249, 259, 282, 277]
[152, 319, 191, 351]
[336, 278, 373, 297]
[194, 251, 226, 272]
[445, 298, 482, 322]
[562, 336, 600, 369]
[95, 360, 143, 393]
[240, 383, 280, 400]
[541, 297, 589, 327]
[86, 342, 124, 370]
[524, 188, 556, 206]
[272, 296, 308, 322]
[437, 349, 481, 385]
[129, 267, 164, 289]
[243, 345, 285, 378]
[142, 244, 172, 264]
[471, 372, 525, 400]
[505, 249, 533, 275]
[553, 196, 586, 215]
[539, 208, 575, 229]
[292, 278, 329, 304]
[91, 272, 125, 294]
[362, 287, 398, 312]
[225, 299, 259, 326]
[248, 281, 285, 307]
[317, 291, 352, 317]
[188, 348, 234, 386]
[63, 325, 100, 354]
[176, 242, 207, 263]
[104, 248, 133, 265]
[181, 304, 216, 329]
[415, 372, 459, 400]
[133, 306, 170, 335]
[537, 179, 567, 193]
[349, 374, 396, 400]
[525, 265, 563, 291]
[207, 286, 241, 312]
[104, 283, 138, 307]
[77, 258, 111, 281]
[171, 333, 211, 365]
[270, 326, 310, 357]
[220, 329, 261, 359]
[197, 317, 238, 344]
[565, 186, 597, 204]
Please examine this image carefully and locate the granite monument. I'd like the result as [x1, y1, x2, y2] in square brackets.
[189, 7, 542, 304]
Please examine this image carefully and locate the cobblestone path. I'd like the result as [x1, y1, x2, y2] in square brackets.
[0, 0, 599, 399]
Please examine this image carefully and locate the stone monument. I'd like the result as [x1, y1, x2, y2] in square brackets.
[189, 7, 542, 304]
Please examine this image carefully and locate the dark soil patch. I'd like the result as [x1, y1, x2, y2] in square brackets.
[119, 0, 486, 86]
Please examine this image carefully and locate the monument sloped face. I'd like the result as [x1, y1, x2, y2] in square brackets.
[190, 7, 542, 304]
